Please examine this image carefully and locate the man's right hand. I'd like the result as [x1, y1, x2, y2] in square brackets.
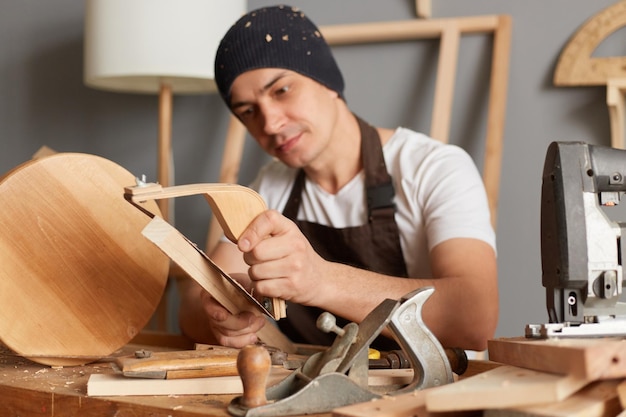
[200, 289, 266, 348]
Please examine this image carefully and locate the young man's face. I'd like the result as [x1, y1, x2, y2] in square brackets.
[229, 68, 340, 169]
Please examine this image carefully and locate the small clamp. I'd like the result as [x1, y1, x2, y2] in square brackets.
[228, 286, 455, 417]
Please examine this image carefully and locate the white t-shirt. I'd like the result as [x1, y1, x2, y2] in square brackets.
[249, 127, 496, 277]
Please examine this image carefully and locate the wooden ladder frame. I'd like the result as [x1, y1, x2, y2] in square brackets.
[206, 14, 512, 254]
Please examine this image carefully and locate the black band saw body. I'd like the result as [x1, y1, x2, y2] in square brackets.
[542, 141, 626, 324]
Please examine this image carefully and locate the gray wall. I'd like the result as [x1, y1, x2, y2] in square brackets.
[1, 1, 624, 337]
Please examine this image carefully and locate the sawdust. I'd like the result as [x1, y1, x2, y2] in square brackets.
[0, 344, 115, 396]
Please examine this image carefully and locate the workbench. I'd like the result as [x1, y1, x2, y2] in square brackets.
[0, 344, 328, 417]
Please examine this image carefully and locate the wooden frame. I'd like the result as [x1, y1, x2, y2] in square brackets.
[206, 14, 512, 253]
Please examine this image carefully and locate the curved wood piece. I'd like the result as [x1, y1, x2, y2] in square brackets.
[126, 182, 288, 321]
[0, 154, 169, 366]
[554, 1, 626, 86]
[126, 183, 266, 243]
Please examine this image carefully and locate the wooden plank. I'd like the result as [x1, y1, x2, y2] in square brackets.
[484, 380, 622, 417]
[89, 368, 413, 398]
[424, 365, 588, 412]
[333, 386, 481, 417]
[332, 361, 501, 417]
[88, 373, 244, 397]
[141, 216, 295, 353]
[488, 337, 626, 380]
[321, 16, 500, 45]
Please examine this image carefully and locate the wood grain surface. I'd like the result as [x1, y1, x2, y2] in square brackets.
[0, 153, 169, 366]
[488, 337, 626, 380]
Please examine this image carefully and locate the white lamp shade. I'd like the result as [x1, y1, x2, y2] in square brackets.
[84, 0, 246, 94]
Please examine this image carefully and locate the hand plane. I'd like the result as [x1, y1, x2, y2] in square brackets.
[528, 141, 626, 338]
[228, 287, 464, 417]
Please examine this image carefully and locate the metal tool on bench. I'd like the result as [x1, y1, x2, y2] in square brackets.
[527, 141, 626, 339]
[228, 286, 460, 417]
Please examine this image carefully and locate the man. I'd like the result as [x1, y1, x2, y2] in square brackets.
[179, 5, 498, 352]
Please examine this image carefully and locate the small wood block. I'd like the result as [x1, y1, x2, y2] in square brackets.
[488, 337, 626, 380]
[483, 379, 622, 417]
[424, 365, 589, 412]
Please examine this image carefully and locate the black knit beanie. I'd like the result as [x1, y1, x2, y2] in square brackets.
[214, 5, 345, 105]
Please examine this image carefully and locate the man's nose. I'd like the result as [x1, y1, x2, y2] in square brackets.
[261, 104, 284, 135]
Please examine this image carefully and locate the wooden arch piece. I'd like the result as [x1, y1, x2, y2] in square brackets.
[554, 1, 626, 149]
[554, 0, 626, 86]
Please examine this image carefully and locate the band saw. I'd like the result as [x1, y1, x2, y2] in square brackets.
[528, 141, 626, 338]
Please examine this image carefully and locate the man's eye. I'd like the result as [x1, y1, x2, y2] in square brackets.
[276, 85, 290, 95]
[237, 106, 255, 118]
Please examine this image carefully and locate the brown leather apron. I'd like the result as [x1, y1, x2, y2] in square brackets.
[280, 116, 408, 349]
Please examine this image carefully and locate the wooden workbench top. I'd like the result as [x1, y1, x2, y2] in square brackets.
[2, 342, 334, 417]
[0, 343, 245, 416]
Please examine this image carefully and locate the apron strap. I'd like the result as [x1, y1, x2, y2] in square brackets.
[357, 116, 396, 221]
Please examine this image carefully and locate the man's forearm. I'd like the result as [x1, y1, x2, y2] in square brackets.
[313, 254, 497, 350]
